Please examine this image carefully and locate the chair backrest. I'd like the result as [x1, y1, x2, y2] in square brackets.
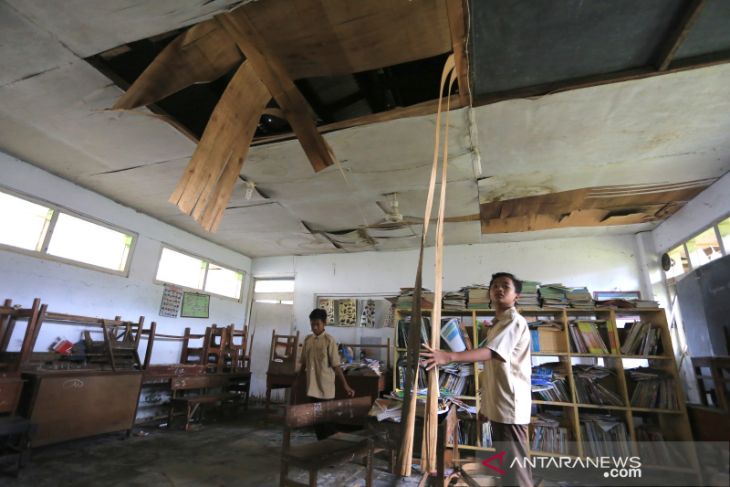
[285, 396, 372, 428]
[268, 329, 300, 374]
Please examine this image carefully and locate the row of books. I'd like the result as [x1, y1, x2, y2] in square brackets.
[439, 364, 475, 397]
[621, 321, 663, 355]
[532, 363, 571, 402]
[635, 423, 685, 465]
[531, 412, 571, 454]
[580, 414, 631, 458]
[574, 367, 624, 406]
[628, 368, 679, 409]
[569, 320, 617, 354]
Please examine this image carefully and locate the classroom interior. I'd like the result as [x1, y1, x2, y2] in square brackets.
[1, 1, 729, 486]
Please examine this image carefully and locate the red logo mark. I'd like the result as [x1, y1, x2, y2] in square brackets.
[481, 450, 507, 475]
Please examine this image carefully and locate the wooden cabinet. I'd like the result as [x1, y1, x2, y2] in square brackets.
[19, 370, 142, 446]
[0, 372, 23, 414]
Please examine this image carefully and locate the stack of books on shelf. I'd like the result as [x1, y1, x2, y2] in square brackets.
[396, 287, 434, 310]
[465, 285, 490, 309]
[532, 363, 571, 402]
[635, 423, 684, 465]
[397, 317, 432, 348]
[529, 319, 564, 353]
[439, 363, 474, 396]
[620, 321, 662, 355]
[519, 280, 540, 307]
[631, 299, 660, 309]
[368, 397, 403, 422]
[628, 367, 679, 409]
[569, 320, 616, 354]
[538, 283, 570, 308]
[566, 286, 594, 309]
[443, 291, 467, 310]
[573, 365, 624, 406]
[457, 419, 479, 446]
[531, 411, 571, 454]
[580, 414, 631, 458]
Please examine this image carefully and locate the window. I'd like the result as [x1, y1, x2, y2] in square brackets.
[718, 216, 730, 254]
[156, 247, 244, 300]
[0, 188, 135, 273]
[665, 244, 690, 280]
[686, 227, 722, 269]
[253, 278, 294, 304]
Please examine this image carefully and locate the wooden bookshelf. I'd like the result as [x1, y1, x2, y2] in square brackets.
[393, 306, 700, 480]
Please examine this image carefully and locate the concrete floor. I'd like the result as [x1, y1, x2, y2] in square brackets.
[1, 406, 424, 487]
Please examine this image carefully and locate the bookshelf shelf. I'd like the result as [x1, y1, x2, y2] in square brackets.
[393, 305, 698, 478]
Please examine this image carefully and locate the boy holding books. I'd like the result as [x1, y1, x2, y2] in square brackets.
[298, 308, 355, 439]
[422, 272, 532, 487]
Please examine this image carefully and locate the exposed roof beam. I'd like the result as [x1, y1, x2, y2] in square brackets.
[654, 0, 707, 71]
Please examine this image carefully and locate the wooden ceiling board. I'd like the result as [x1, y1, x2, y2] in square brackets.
[229, 0, 452, 79]
[113, 18, 243, 110]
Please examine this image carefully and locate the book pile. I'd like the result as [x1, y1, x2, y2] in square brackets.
[621, 321, 662, 356]
[631, 299, 660, 308]
[396, 288, 434, 310]
[443, 291, 467, 310]
[532, 363, 570, 402]
[519, 280, 540, 307]
[566, 286, 594, 309]
[580, 414, 631, 458]
[465, 285, 490, 309]
[628, 367, 679, 409]
[569, 320, 614, 354]
[368, 398, 403, 422]
[573, 365, 624, 406]
[538, 283, 570, 308]
[531, 411, 570, 454]
[439, 363, 474, 396]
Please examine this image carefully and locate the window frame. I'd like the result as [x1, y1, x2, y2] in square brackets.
[154, 244, 246, 302]
[252, 277, 295, 305]
[0, 186, 137, 277]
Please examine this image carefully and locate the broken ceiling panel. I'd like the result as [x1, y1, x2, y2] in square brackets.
[321, 229, 376, 252]
[6, 0, 244, 57]
[479, 180, 715, 234]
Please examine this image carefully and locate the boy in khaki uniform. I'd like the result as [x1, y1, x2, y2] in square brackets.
[298, 308, 354, 439]
[422, 273, 532, 487]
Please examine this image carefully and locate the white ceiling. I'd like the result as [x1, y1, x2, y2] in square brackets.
[1, 1, 729, 258]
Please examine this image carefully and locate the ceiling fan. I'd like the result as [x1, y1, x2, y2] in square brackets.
[370, 193, 424, 229]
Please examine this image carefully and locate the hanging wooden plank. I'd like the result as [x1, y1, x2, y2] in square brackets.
[446, 0, 470, 106]
[217, 12, 337, 173]
[170, 60, 270, 227]
[113, 18, 242, 110]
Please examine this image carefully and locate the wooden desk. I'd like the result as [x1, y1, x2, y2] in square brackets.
[290, 372, 386, 405]
[0, 372, 23, 415]
[19, 370, 142, 446]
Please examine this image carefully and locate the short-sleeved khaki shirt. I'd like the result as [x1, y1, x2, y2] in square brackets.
[300, 332, 339, 399]
[479, 307, 532, 424]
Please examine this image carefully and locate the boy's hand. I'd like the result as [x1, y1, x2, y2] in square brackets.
[344, 384, 355, 397]
[420, 344, 450, 370]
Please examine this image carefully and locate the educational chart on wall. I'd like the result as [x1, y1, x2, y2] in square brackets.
[181, 292, 210, 318]
[159, 284, 184, 317]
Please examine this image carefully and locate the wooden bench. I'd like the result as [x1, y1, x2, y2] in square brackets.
[168, 372, 251, 430]
[280, 396, 373, 487]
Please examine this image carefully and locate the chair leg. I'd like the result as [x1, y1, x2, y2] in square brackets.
[309, 469, 317, 487]
[280, 459, 288, 487]
[366, 440, 374, 487]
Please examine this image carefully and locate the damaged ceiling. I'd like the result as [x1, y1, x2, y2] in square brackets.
[0, 0, 729, 257]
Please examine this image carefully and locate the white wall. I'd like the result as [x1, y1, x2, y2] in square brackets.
[0, 152, 252, 364]
[252, 235, 642, 341]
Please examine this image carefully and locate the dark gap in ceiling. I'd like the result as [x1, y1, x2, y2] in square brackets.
[87, 29, 452, 140]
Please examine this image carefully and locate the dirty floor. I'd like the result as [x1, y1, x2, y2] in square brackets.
[0, 406, 425, 487]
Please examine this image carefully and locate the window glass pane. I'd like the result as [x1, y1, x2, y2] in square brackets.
[718, 216, 730, 254]
[204, 263, 243, 299]
[665, 245, 690, 279]
[686, 227, 722, 269]
[156, 248, 206, 289]
[0, 191, 53, 251]
[47, 213, 132, 271]
[254, 279, 295, 293]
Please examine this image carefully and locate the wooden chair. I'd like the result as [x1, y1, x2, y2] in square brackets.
[266, 330, 300, 412]
[280, 396, 374, 487]
[226, 324, 250, 372]
[83, 316, 144, 370]
[180, 327, 205, 365]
